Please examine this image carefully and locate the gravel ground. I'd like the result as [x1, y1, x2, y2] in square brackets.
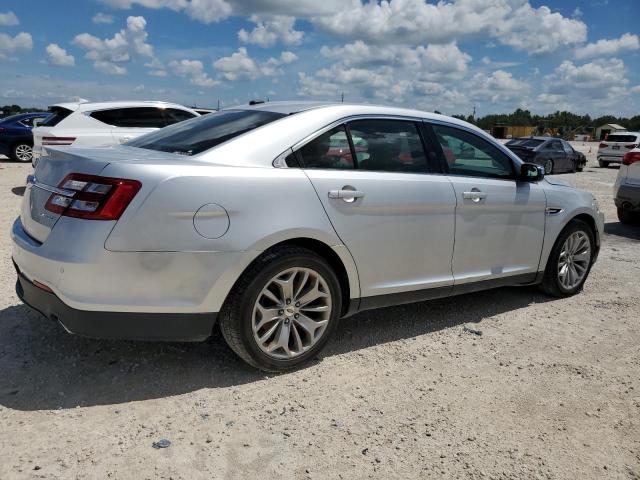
[0, 143, 638, 479]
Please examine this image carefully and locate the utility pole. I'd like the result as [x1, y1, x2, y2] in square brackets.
[341, 91, 344, 103]
[217, 99, 220, 111]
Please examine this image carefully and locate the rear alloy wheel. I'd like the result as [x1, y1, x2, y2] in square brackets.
[219, 246, 342, 371]
[544, 159, 553, 174]
[11, 143, 33, 163]
[617, 207, 639, 225]
[540, 220, 594, 297]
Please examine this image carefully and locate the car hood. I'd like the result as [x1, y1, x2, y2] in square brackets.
[544, 176, 574, 188]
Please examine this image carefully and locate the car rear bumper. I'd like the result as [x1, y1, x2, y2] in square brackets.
[15, 263, 216, 341]
[615, 183, 640, 211]
[597, 154, 623, 163]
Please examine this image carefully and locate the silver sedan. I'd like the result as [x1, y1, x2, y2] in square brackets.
[11, 102, 604, 371]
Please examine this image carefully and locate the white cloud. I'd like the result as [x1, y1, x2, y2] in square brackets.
[468, 70, 530, 103]
[632, 86, 640, 94]
[73, 16, 155, 75]
[46, 43, 75, 66]
[0, 32, 33, 59]
[543, 58, 630, 101]
[169, 59, 219, 87]
[92, 12, 115, 24]
[238, 15, 303, 47]
[213, 47, 297, 81]
[0, 11, 19, 26]
[575, 33, 640, 59]
[134, 84, 145, 92]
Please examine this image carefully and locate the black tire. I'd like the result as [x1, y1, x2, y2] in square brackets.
[544, 159, 553, 174]
[599, 160, 609, 168]
[10, 142, 33, 163]
[218, 246, 342, 371]
[617, 207, 638, 225]
[540, 219, 595, 298]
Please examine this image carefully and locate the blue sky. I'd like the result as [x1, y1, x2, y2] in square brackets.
[0, 0, 639, 116]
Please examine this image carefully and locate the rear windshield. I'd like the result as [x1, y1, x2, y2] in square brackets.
[127, 109, 286, 155]
[606, 134, 638, 143]
[40, 107, 72, 127]
[506, 138, 544, 148]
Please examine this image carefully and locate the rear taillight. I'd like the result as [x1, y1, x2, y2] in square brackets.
[42, 136, 76, 146]
[599, 143, 608, 148]
[45, 173, 141, 220]
[622, 152, 640, 166]
[624, 143, 637, 149]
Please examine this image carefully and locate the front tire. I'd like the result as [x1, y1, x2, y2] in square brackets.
[219, 246, 342, 371]
[10, 142, 33, 163]
[540, 220, 595, 298]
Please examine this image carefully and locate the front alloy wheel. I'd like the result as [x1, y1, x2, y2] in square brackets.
[12, 143, 33, 163]
[540, 219, 594, 297]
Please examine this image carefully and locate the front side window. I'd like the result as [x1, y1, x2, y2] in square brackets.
[297, 126, 355, 169]
[432, 124, 514, 179]
[347, 120, 427, 173]
[127, 109, 285, 156]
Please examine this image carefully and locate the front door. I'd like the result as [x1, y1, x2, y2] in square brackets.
[430, 123, 546, 288]
[298, 120, 457, 300]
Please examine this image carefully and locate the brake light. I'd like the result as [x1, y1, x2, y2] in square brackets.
[624, 143, 637, 149]
[622, 152, 640, 166]
[42, 136, 76, 146]
[45, 173, 141, 220]
[599, 143, 608, 148]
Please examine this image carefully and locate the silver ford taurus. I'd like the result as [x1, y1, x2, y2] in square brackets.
[12, 102, 604, 371]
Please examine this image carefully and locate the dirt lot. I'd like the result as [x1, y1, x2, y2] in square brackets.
[0, 144, 638, 479]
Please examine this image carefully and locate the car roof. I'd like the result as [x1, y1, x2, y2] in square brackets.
[226, 101, 341, 115]
[510, 136, 557, 141]
[0, 112, 49, 122]
[48, 101, 195, 113]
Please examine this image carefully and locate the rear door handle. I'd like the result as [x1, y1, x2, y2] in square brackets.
[328, 189, 365, 203]
[462, 190, 487, 203]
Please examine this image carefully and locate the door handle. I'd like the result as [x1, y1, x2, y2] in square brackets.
[462, 190, 487, 203]
[328, 188, 365, 203]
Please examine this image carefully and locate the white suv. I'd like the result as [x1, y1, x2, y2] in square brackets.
[597, 131, 640, 167]
[614, 147, 640, 224]
[32, 101, 199, 166]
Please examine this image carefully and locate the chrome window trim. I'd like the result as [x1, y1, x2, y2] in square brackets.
[27, 175, 77, 197]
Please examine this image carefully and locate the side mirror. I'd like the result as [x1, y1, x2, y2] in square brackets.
[520, 162, 544, 182]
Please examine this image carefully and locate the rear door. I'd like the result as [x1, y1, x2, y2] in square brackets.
[299, 118, 457, 300]
[429, 122, 546, 288]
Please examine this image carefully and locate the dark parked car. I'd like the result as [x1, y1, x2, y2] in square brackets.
[0, 112, 50, 162]
[505, 137, 586, 174]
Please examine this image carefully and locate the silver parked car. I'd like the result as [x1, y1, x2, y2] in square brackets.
[12, 102, 604, 371]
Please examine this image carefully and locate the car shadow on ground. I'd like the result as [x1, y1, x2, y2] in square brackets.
[0, 286, 553, 411]
[604, 221, 640, 240]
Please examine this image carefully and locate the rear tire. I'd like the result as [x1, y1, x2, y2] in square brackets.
[540, 219, 595, 298]
[218, 246, 342, 372]
[598, 160, 609, 168]
[544, 159, 554, 174]
[617, 207, 638, 225]
[10, 142, 33, 163]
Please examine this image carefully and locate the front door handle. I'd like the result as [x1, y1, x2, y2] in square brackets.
[328, 188, 365, 203]
[462, 190, 487, 203]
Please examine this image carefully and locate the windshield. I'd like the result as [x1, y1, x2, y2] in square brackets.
[127, 109, 286, 155]
[506, 138, 544, 148]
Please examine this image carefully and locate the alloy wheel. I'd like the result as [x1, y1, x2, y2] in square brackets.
[15, 144, 33, 162]
[252, 267, 332, 360]
[544, 159, 553, 174]
[557, 231, 591, 290]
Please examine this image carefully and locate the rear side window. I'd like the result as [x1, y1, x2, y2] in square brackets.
[607, 134, 638, 143]
[561, 141, 573, 154]
[164, 108, 197, 125]
[90, 107, 166, 128]
[127, 109, 286, 156]
[348, 120, 427, 173]
[432, 124, 514, 179]
[40, 107, 72, 127]
[297, 126, 355, 169]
